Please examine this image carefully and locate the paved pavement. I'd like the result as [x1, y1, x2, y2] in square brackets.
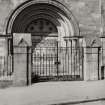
[77, 101, 105, 105]
[0, 80, 105, 105]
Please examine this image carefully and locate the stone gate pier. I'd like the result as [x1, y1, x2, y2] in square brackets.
[13, 33, 32, 86]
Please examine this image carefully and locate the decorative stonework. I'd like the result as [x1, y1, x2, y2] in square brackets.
[6, 0, 79, 37]
[13, 33, 32, 46]
[25, 18, 57, 33]
[0, 0, 102, 85]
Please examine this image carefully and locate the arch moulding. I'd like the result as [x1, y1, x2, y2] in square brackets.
[5, 0, 80, 37]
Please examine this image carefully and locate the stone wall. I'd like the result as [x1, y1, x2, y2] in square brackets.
[0, 0, 101, 48]
[0, 0, 100, 39]
[101, 0, 105, 35]
[0, 0, 103, 83]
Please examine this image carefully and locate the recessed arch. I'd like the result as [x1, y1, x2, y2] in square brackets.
[25, 18, 58, 33]
[6, 0, 80, 36]
[3, 0, 86, 84]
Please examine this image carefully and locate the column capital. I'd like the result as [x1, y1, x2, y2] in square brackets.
[63, 36, 83, 41]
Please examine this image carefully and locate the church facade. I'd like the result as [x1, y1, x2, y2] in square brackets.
[0, 0, 105, 87]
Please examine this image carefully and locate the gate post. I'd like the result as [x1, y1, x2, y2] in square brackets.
[13, 33, 32, 86]
[100, 36, 105, 79]
[80, 38, 89, 80]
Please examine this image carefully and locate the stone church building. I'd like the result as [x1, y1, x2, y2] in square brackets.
[0, 0, 105, 87]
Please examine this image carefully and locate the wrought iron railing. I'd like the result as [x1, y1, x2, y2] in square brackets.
[0, 46, 103, 82]
[32, 47, 84, 82]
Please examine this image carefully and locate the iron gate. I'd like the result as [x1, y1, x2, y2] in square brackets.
[31, 45, 84, 82]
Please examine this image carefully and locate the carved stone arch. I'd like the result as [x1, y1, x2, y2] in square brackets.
[4, 0, 87, 85]
[5, 0, 80, 36]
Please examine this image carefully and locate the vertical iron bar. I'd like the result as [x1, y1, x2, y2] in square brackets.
[40, 48, 41, 76]
[50, 50, 52, 76]
[68, 47, 69, 75]
[36, 49, 38, 75]
[49, 48, 50, 76]
[46, 47, 47, 76]
[27, 47, 29, 85]
[35, 48, 36, 75]
[43, 53, 44, 76]
[75, 47, 77, 79]
[79, 47, 80, 78]
[63, 48, 65, 76]
[71, 40, 72, 78]
[3, 56, 5, 77]
[98, 47, 100, 80]
[31, 47, 33, 83]
[65, 40, 68, 77]
[74, 49, 75, 79]
[31, 47, 33, 79]
[56, 41, 59, 77]
[53, 47, 57, 76]
[82, 47, 84, 80]
[64, 47, 66, 76]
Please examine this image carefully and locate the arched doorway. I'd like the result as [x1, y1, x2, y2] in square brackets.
[27, 18, 59, 82]
[6, 0, 84, 83]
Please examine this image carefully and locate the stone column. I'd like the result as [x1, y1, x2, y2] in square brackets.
[0, 38, 7, 76]
[64, 37, 79, 77]
[13, 33, 32, 86]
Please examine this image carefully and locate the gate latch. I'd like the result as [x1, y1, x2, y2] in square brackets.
[55, 61, 61, 65]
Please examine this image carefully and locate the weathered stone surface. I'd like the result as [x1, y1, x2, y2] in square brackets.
[13, 33, 32, 46]
[13, 33, 32, 86]
[101, 0, 105, 35]
[0, 0, 101, 37]
[0, 0, 103, 84]
[13, 49, 27, 86]
[0, 0, 101, 47]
